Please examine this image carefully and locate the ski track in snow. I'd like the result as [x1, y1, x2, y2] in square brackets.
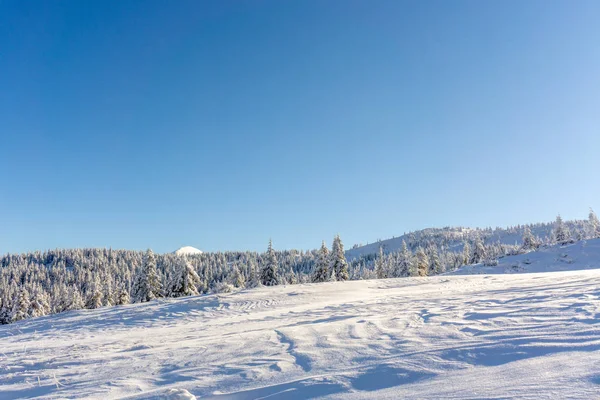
[2, 247, 600, 398]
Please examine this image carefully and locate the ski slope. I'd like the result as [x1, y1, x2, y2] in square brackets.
[2, 248, 600, 399]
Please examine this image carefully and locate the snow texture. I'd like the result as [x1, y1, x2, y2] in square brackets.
[2, 240, 600, 399]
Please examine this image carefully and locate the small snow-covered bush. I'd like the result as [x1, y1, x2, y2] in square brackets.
[211, 282, 234, 294]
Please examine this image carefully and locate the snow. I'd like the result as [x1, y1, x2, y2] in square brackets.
[174, 246, 203, 255]
[2, 243, 600, 399]
[451, 239, 600, 275]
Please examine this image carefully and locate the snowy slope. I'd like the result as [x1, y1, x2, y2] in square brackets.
[345, 222, 576, 260]
[451, 238, 600, 275]
[2, 255, 600, 399]
[174, 246, 203, 255]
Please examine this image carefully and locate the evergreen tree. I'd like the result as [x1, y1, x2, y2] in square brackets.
[396, 240, 413, 277]
[415, 247, 429, 277]
[116, 286, 130, 305]
[553, 215, 571, 244]
[312, 241, 330, 283]
[589, 208, 600, 239]
[330, 235, 349, 281]
[522, 226, 539, 251]
[168, 257, 202, 297]
[471, 237, 486, 264]
[375, 246, 387, 279]
[11, 288, 30, 322]
[428, 246, 442, 275]
[230, 265, 246, 288]
[462, 242, 471, 265]
[260, 239, 279, 286]
[132, 249, 163, 303]
[68, 286, 85, 311]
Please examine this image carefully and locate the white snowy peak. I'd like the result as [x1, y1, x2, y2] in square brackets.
[173, 246, 203, 255]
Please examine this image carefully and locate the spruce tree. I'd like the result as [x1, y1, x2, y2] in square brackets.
[462, 242, 471, 265]
[168, 257, 201, 297]
[11, 288, 30, 322]
[522, 226, 538, 251]
[553, 215, 571, 244]
[312, 241, 331, 283]
[132, 249, 163, 303]
[396, 240, 413, 277]
[416, 247, 429, 277]
[471, 237, 486, 264]
[589, 208, 600, 239]
[260, 239, 279, 286]
[375, 246, 387, 279]
[428, 246, 442, 275]
[330, 235, 349, 281]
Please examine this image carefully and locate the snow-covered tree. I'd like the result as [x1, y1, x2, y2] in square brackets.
[375, 246, 387, 279]
[462, 242, 471, 265]
[589, 208, 600, 239]
[553, 215, 572, 244]
[67, 286, 85, 311]
[168, 257, 202, 297]
[11, 288, 30, 322]
[395, 240, 413, 277]
[132, 249, 163, 303]
[260, 240, 279, 286]
[116, 286, 130, 305]
[471, 237, 486, 264]
[312, 241, 330, 283]
[230, 265, 246, 288]
[415, 247, 429, 277]
[428, 246, 442, 275]
[522, 226, 539, 251]
[330, 235, 349, 281]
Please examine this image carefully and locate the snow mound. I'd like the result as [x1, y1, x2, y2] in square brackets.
[165, 389, 196, 400]
[173, 246, 203, 255]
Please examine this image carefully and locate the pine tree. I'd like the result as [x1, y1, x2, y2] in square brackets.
[132, 249, 163, 302]
[415, 247, 429, 277]
[589, 208, 600, 239]
[116, 286, 130, 305]
[168, 257, 201, 297]
[471, 237, 486, 264]
[29, 289, 50, 318]
[330, 235, 349, 281]
[462, 242, 471, 265]
[11, 288, 30, 322]
[68, 286, 85, 310]
[428, 246, 442, 275]
[553, 215, 572, 244]
[231, 265, 246, 288]
[260, 239, 279, 286]
[522, 226, 538, 251]
[312, 241, 331, 283]
[375, 246, 387, 279]
[396, 240, 413, 277]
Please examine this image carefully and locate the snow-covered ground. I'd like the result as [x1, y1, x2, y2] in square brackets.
[2, 246, 600, 399]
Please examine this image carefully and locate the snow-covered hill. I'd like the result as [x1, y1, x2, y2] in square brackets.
[173, 246, 203, 255]
[451, 238, 600, 275]
[2, 248, 600, 399]
[345, 220, 584, 260]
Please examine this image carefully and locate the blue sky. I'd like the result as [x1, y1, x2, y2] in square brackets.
[1, 1, 599, 254]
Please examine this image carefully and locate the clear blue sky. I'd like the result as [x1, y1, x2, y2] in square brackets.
[1, 1, 599, 254]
